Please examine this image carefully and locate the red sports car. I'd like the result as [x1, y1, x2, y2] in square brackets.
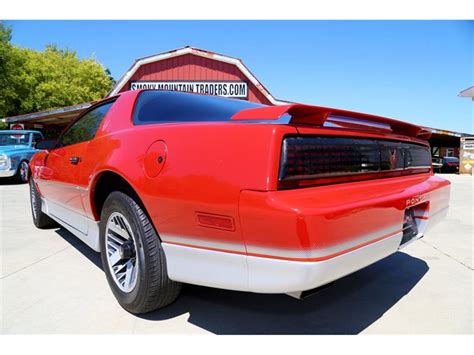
[29, 90, 450, 314]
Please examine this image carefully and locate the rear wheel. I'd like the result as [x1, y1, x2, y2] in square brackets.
[29, 178, 57, 229]
[99, 191, 182, 314]
[15, 160, 29, 183]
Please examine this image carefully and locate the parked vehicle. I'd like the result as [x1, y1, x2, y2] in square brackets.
[0, 130, 44, 183]
[441, 157, 459, 173]
[29, 90, 451, 314]
[432, 156, 443, 173]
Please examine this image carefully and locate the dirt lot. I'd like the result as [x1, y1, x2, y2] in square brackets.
[1, 174, 472, 334]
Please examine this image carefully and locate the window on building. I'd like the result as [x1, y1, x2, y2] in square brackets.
[446, 148, 454, 157]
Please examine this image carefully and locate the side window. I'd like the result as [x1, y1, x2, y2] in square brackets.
[32, 133, 42, 147]
[60, 101, 115, 147]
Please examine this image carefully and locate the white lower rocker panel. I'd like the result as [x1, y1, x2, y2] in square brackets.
[41, 198, 101, 252]
[162, 231, 403, 294]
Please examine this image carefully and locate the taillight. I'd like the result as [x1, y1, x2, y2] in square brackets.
[278, 136, 431, 189]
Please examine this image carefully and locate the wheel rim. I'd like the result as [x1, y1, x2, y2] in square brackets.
[105, 212, 139, 293]
[20, 162, 29, 182]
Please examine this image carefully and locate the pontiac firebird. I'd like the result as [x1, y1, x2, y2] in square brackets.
[29, 90, 450, 314]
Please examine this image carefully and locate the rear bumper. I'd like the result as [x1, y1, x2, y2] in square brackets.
[239, 174, 451, 262]
[163, 205, 447, 294]
[247, 230, 404, 293]
[248, 207, 448, 294]
[248, 207, 451, 294]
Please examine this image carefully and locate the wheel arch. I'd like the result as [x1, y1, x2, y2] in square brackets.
[17, 158, 29, 170]
[90, 170, 147, 222]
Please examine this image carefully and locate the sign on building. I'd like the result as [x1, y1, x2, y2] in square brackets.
[10, 123, 24, 130]
[130, 81, 248, 99]
[460, 137, 474, 175]
[9, 123, 25, 139]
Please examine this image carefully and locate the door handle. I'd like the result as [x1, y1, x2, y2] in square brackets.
[69, 157, 81, 165]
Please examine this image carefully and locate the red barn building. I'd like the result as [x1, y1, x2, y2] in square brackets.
[108, 46, 284, 105]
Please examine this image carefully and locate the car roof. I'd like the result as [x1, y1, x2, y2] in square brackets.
[0, 130, 42, 134]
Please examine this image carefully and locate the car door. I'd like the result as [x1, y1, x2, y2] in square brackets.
[38, 101, 115, 232]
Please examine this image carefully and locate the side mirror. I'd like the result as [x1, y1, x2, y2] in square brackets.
[36, 140, 57, 151]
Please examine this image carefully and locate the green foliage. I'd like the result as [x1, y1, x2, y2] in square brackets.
[0, 22, 114, 118]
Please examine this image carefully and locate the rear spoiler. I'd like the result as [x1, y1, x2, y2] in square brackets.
[231, 104, 431, 139]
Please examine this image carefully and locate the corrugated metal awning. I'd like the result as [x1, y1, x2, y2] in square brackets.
[459, 86, 474, 98]
[3, 102, 93, 126]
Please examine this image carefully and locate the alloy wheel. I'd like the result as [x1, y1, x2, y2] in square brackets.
[105, 212, 139, 293]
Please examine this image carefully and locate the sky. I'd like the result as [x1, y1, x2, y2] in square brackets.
[5, 20, 473, 133]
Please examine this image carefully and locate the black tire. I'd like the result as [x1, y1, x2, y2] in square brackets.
[29, 178, 58, 229]
[15, 160, 30, 183]
[99, 191, 182, 314]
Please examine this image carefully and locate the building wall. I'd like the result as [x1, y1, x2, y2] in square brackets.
[432, 146, 460, 158]
[118, 54, 272, 105]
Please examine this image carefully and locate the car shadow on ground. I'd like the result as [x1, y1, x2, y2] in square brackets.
[55, 227, 428, 335]
[0, 178, 25, 185]
[55, 228, 103, 269]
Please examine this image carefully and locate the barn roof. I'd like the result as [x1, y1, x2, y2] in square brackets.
[107, 46, 286, 105]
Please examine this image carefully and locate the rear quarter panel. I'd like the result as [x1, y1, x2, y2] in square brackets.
[84, 122, 296, 251]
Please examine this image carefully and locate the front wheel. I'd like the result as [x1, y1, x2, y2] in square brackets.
[99, 191, 182, 314]
[15, 160, 30, 183]
[29, 178, 58, 229]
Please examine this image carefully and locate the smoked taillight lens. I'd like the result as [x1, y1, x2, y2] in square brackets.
[278, 136, 431, 189]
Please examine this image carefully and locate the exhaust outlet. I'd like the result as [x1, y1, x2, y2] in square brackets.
[286, 282, 335, 300]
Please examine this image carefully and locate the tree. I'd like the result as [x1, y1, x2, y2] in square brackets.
[0, 22, 23, 118]
[0, 22, 114, 119]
